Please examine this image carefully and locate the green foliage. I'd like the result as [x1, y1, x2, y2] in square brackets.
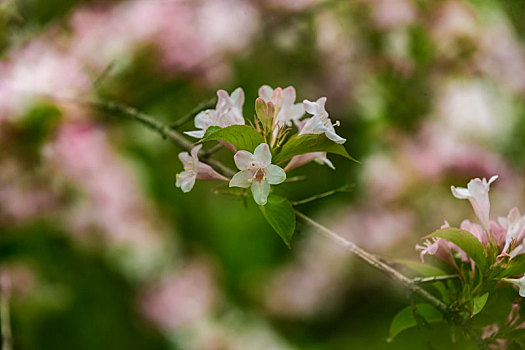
[429, 228, 487, 271]
[200, 125, 265, 152]
[500, 254, 525, 278]
[258, 194, 296, 247]
[273, 133, 356, 164]
[472, 292, 489, 315]
[389, 304, 444, 341]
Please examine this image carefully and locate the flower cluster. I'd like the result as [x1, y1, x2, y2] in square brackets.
[417, 176, 525, 297]
[175, 85, 347, 206]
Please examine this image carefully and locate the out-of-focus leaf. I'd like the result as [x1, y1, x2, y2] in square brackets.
[389, 304, 443, 341]
[472, 293, 489, 315]
[500, 254, 525, 278]
[394, 259, 448, 277]
[273, 134, 357, 163]
[258, 194, 295, 248]
[429, 227, 487, 271]
[200, 125, 264, 152]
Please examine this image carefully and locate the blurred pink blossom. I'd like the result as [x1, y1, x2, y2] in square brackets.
[367, 0, 416, 30]
[45, 121, 166, 270]
[0, 39, 90, 119]
[140, 260, 217, 330]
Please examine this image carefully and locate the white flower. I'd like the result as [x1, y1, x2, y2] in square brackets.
[301, 97, 346, 144]
[229, 143, 286, 205]
[451, 175, 498, 230]
[505, 276, 525, 297]
[258, 85, 304, 127]
[498, 207, 525, 255]
[185, 88, 245, 138]
[176, 145, 228, 193]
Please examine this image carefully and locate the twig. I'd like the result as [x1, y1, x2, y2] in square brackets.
[412, 275, 459, 284]
[87, 99, 235, 178]
[294, 211, 449, 313]
[201, 143, 223, 157]
[291, 184, 354, 206]
[0, 271, 12, 350]
[169, 97, 217, 129]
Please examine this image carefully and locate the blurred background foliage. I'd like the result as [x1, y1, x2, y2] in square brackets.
[1, 0, 525, 349]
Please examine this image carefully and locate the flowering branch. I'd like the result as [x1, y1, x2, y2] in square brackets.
[85, 97, 490, 349]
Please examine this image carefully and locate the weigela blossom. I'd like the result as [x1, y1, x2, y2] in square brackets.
[498, 207, 525, 255]
[229, 143, 286, 205]
[185, 88, 245, 138]
[258, 85, 304, 127]
[176, 145, 228, 193]
[451, 175, 498, 230]
[302, 97, 346, 144]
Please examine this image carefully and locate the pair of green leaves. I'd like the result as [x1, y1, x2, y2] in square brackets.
[200, 125, 355, 163]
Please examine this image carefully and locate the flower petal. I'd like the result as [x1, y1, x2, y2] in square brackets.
[231, 87, 245, 109]
[325, 130, 346, 144]
[178, 152, 192, 165]
[194, 110, 216, 129]
[176, 172, 196, 193]
[258, 85, 273, 102]
[190, 144, 203, 159]
[251, 180, 271, 205]
[184, 130, 206, 139]
[451, 186, 470, 199]
[234, 150, 255, 170]
[229, 170, 251, 188]
[254, 143, 272, 166]
[266, 164, 286, 185]
[303, 99, 319, 115]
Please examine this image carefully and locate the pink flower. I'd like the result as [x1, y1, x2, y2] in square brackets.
[185, 88, 245, 139]
[498, 207, 525, 255]
[451, 176, 498, 230]
[176, 144, 228, 193]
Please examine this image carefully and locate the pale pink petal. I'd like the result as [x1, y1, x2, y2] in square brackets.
[266, 164, 286, 185]
[251, 180, 271, 205]
[234, 150, 255, 170]
[229, 170, 251, 188]
[254, 143, 272, 166]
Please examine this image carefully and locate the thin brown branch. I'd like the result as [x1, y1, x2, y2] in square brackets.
[88, 99, 235, 178]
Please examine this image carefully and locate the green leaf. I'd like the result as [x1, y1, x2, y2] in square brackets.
[500, 254, 525, 278]
[259, 194, 296, 247]
[273, 134, 357, 164]
[429, 227, 487, 271]
[389, 304, 443, 341]
[394, 259, 448, 277]
[203, 125, 222, 138]
[472, 292, 489, 315]
[200, 125, 264, 152]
